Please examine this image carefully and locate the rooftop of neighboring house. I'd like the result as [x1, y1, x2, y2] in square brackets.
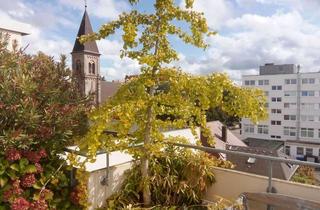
[205, 121, 247, 150]
[100, 80, 122, 103]
[243, 138, 284, 150]
[226, 145, 298, 180]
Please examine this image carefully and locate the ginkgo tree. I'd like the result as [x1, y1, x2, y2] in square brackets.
[79, 0, 267, 206]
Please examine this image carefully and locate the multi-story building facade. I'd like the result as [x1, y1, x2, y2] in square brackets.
[241, 63, 320, 161]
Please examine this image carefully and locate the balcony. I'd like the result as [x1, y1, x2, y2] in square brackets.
[66, 143, 320, 209]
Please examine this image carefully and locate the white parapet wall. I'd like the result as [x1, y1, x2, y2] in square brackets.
[87, 161, 133, 209]
[206, 167, 320, 203]
[74, 128, 200, 209]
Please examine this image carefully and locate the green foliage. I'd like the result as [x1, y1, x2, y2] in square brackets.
[291, 166, 320, 186]
[81, 71, 266, 159]
[106, 146, 233, 209]
[0, 38, 89, 209]
[0, 150, 82, 209]
[0, 39, 90, 153]
[79, 0, 267, 206]
[206, 108, 240, 126]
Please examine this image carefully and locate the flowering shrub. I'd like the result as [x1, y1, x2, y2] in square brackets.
[0, 148, 84, 209]
[0, 37, 90, 209]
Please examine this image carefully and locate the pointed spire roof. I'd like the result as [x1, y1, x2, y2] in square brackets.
[72, 10, 100, 54]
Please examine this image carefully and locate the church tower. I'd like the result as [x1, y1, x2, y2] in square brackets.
[71, 7, 101, 105]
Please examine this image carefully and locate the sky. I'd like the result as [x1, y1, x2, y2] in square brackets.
[1, 0, 320, 82]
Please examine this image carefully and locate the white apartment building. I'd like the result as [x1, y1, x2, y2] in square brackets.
[241, 63, 320, 162]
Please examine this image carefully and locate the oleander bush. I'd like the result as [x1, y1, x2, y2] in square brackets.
[0, 36, 90, 209]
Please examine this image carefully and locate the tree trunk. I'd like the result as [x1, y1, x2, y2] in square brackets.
[141, 104, 153, 206]
[141, 19, 160, 206]
[141, 156, 151, 205]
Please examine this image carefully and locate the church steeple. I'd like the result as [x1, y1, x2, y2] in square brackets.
[72, 10, 100, 55]
[72, 8, 101, 106]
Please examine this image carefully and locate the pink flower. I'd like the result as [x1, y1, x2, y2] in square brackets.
[70, 188, 80, 205]
[30, 199, 48, 210]
[11, 197, 30, 210]
[35, 163, 43, 173]
[38, 149, 47, 158]
[5, 148, 21, 161]
[2, 180, 23, 202]
[21, 174, 36, 188]
[39, 189, 53, 200]
[22, 151, 41, 163]
[3, 189, 13, 202]
[12, 180, 23, 194]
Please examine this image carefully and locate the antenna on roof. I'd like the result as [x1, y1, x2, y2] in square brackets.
[84, 0, 87, 10]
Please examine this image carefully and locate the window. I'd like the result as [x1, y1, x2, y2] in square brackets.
[258, 125, 268, 134]
[301, 128, 314, 138]
[302, 78, 315, 84]
[297, 147, 304, 155]
[271, 97, 282, 102]
[306, 148, 313, 156]
[258, 80, 269, 85]
[284, 91, 296, 96]
[265, 91, 269, 96]
[285, 79, 297, 84]
[271, 109, 281, 114]
[265, 103, 269, 108]
[284, 115, 296, 121]
[271, 120, 281, 125]
[271, 135, 281, 139]
[245, 80, 250, 86]
[244, 124, 254, 133]
[301, 115, 314, 122]
[76, 60, 81, 71]
[92, 63, 95, 74]
[272, 85, 282, 90]
[301, 103, 315, 109]
[89, 61, 95, 74]
[285, 146, 290, 156]
[284, 103, 297, 108]
[284, 127, 296, 136]
[301, 91, 315, 96]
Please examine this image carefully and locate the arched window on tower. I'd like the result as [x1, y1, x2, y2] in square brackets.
[88, 61, 95, 74]
[88, 62, 92, 74]
[92, 63, 95, 74]
[76, 60, 81, 71]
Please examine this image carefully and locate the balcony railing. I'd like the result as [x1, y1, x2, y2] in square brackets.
[172, 143, 320, 209]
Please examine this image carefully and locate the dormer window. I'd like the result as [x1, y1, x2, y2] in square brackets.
[89, 61, 95, 74]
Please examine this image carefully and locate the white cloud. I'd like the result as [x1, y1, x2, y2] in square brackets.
[100, 57, 141, 81]
[97, 39, 141, 81]
[59, 0, 129, 20]
[0, 0, 73, 59]
[180, 0, 234, 29]
[174, 11, 320, 82]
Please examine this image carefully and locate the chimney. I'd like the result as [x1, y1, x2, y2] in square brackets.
[222, 125, 227, 142]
